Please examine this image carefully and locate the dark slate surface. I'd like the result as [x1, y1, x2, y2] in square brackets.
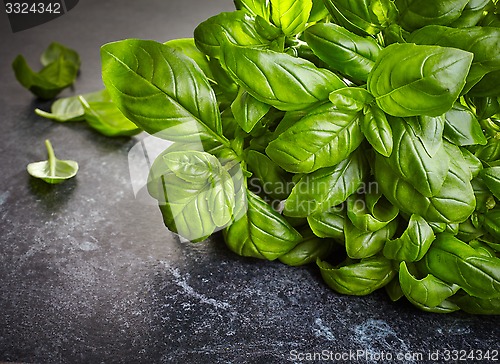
[0, 1, 498, 363]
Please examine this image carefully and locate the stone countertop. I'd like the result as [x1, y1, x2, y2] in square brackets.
[0, 1, 498, 363]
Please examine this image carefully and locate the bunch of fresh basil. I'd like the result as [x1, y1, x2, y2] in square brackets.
[100, 0, 500, 314]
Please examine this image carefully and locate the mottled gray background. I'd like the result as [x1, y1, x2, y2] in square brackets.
[0, 1, 498, 363]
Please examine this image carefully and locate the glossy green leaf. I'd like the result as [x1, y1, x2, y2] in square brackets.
[328, 87, 374, 112]
[345, 219, 398, 259]
[307, 209, 346, 240]
[322, 0, 386, 35]
[367, 43, 473, 117]
[223, 190, 302, 260]
[418, 233, 500, 299]
[234, 0, 271, 19]
[194, 11, 269, 59]
[475, 137, 500, 162]
[481, 167, 500, 200]
[101, 39, 227, 147]
[309, 0, 330, 22]
[220, 43, 345, 111]
[27, 140, 78, 184]
[483, 208, 500, 240]
[284, 150, 368, 217]
[473, 96, 500, 120]
[452, 294, 500, 314]
[317, 256, 396, 295]
[279, 229, 334, 266]
[35, 89, 110, 122]
[383, 215, 435, 262]
[450, 0, 491, 27]
[305, 23, 382, 81]
[164, 38, 213, 81]
[231, 88, 271, 133]
[266, 103, 364, 173]
[347, 193, 399, 232]
[395, 0, 470, 31]
[399, 262, 460, 311]
[270, 0, 312, 35]
[444, 103, 487, 146]
[40, 42, 80, 67]
[362, 105, 393, 157]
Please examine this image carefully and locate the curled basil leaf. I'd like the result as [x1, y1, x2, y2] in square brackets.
[27, 140, 78, 184]
[279, 229, 335, 266]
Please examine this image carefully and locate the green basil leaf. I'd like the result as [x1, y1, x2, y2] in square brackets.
[317, 256, 396, 295]
[469, 69, 500, 97]
[450, 0, 490, 28]
[481, 167, 500, 200]
[460, 148, 483, 178]
[452, 294, 500, 314]
[395, 0, 470, 31]
[79, 96, 141, 137]
[385, 117, 449, 197]
[404, 115, 445, 158]
[35, 89, 110, 122]
[266, 103, 364, 173]
[27, 139, 78, 184]
[278, 229, 334, 266]
[371, 0, 399, 27]
[194, 11, 269, 59]
[385, 277, 404, 301]
[246, 150, 293, 200]
[483, 208, 500, 240]
[399, 262, 460, 311]
[305, 23, 382, 82]
[309, 0, 330, 22]
[270, 0, 312, 35]
[367, 43, 473, 117]
[418, 233, 500, 299]
[383, 214, 435, 262]
[322, 0, 385, 35]
[40, 42, 80, 68]
[409, 25, 500, 91]
[347, 193, 399, 232]
[234, 0, 271, 20]
[473, 96, 500, 120]
[345, 218, 398, 259]
[444, 103, 487, 146]
[223, 190, 302, 260]
[329, 87, 374, 112]
[231, 88, 271, 133]
[362, 105, 393, 157]
[284, 150, 368, 217]
[220, 43, 346, 111]
[472, 177, 496, 214]
[382, 24, 410, 45]
[474, 137, 500, 162]
[101, 39, 227, 148]
[164, 38, 214, 81]
[457, 219, 485, 242]
[307, 209, 346, 240]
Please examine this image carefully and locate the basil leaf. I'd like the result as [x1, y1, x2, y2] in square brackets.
[284, 150, 368, 217]
[309, 0, 330, 22]
[40, 42, 80, 68]
[405, 115, 446, 158]
[473, 96, 500, 120]
[328, 87, 374, 112]
[231, 88, 271, 133]
[347, 193, 399, 232]
[246, 150, 293, 200]
[164, 38, 213, 81]
[452, 294, 500, 315]
[234, 0, 271, 20]
[278, 229, 334, 266]
[418, 233, 500, 299]
[444, 103, 488, 146]
[266, 103, 364, 173]
[317, 256, 396, 295]
[79, 96, 141, 137]
[194, 11, 269, 59]
[362, 105, 393, 157]
[220, 43, 346, 111]
[35, 89, 110, 122]
[270, 0, 313, 36]
[345, 219, 398, 259]
[322, 0, 385, 35]
[367, 43, 473, 117]
[383, 215, 435, 262]
[101, 39, 227, 148]
[409, 25, 500, 91]
[481, 167, 500, 200]
[474, 137, 500, 162]
[399, 262, 460, 312]
[223, 190, 302, 260]
[385, 277, 404, 301]
[483, 208, 500, 240]
[27, 139, 78, 184]
[305, 23, 382, 82]
[307, 209, 346, 240]
[450, 0, 490, 28]
[469, 69, 500, 98]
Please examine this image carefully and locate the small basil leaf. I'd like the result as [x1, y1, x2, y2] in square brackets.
[345, 218, 398, 259]
[270, 0, 313, 36]
[35, 89, 110, 122]
[362, 105, 393, 157]
[385, 277, 404, 301]
[347, 193, 399, 232]
[79, 96, 141, 137]
[474, 137, 500, 162]
[368, 43, 473, 117]
[194, 11, 269, 59]
[444, 103, 488, 146]
[40, 42, 80, 68]
[284, 150, 368, 217]
[278, 229, 335, 266]
[399, 262, 460, 310]
[418, 233, 500, 299]
[266, 103, 364, 173]
[220, 43, 346, 111]
[234, 0, 271, 20]
[457, 219, 485, 242]
[329, 87, 374, 112]
[317, 256, 397, 296]
[307, 209, 346, 240]
[305, 23, 382, 82]
[231, 88, 271, 133]
[383, 214, 435, 262]
[481, 167, 500, 200]
[101, 39, 227, 148]
[473, 96, 500, 120]
[322, 0, 385, 36]
[27, 139, 78, 184]
[223, 190, 302, 260]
